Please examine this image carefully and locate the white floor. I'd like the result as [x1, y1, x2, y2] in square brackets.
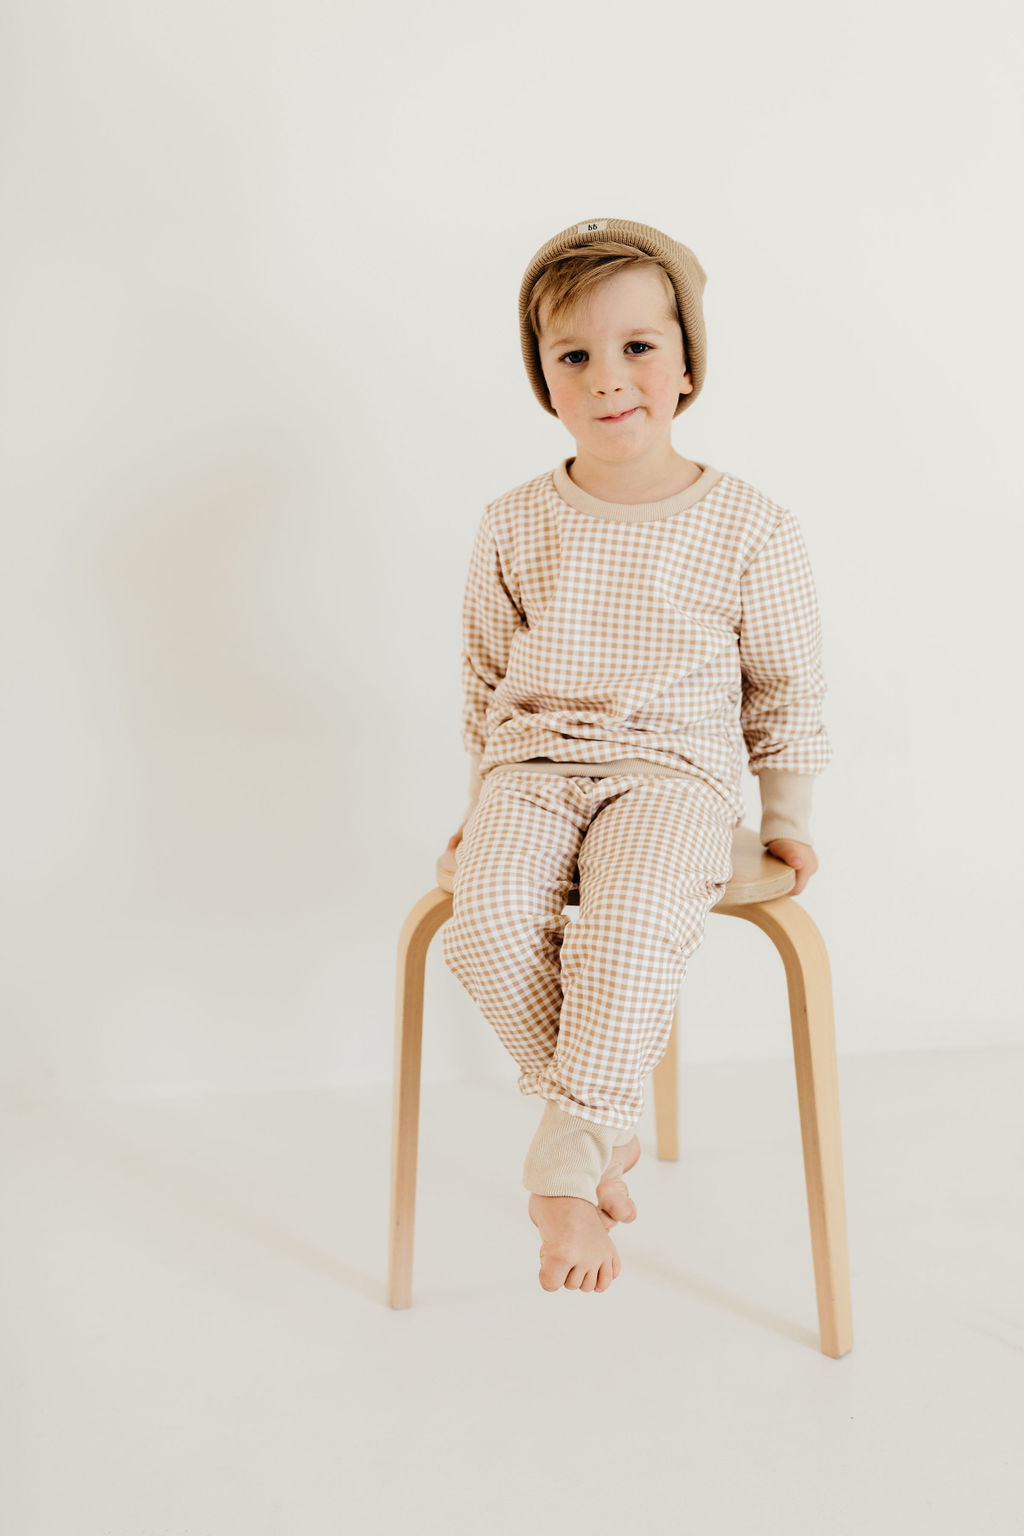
[3, 1046, 1022, 1535]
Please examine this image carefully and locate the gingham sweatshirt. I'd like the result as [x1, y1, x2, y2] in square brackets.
[458, 457, 832, 848]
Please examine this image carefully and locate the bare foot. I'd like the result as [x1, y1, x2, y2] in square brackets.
[595, 1134, 641, 1231]
[527, 1193, 622, 1292]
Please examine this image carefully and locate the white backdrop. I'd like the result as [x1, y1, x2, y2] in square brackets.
[2, 0, 1021, 1105]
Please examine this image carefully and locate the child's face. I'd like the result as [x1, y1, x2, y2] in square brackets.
[536, 265, 693, 457]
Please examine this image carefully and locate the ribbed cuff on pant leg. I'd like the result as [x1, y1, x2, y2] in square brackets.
[522, 1100, 620, 1205]
[611, 1125, 636, 1146]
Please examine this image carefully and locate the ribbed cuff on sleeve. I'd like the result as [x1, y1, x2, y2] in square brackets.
[757, 769, 815, 848]
[467, 750, 483, 807]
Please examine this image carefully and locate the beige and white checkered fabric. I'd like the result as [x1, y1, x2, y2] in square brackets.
[441, 765, 738, 1195]
[444, 458, 832, 1200]
[459, 460, 832, 830]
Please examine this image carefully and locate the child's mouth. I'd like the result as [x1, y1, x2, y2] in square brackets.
[599, 408, 639, 423]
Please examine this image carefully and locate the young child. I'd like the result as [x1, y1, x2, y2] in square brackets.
[440, 216, 831, 1297]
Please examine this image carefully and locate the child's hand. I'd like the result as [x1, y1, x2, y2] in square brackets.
[764, 838, 817, 897]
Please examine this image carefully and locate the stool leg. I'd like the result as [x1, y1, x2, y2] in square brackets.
[652, 998, 682, 1160]
[388, 889, 451, 1308]
[717, 896, 854, 1358]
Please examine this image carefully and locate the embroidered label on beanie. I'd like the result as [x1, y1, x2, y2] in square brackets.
[577, 220, 607, 233]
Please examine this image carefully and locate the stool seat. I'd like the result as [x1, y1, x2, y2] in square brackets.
[436, 823, 795, 907]
[391, 822, 853, 1358]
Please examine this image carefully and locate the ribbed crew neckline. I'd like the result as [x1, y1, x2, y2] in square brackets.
[551, 456, 724, 523]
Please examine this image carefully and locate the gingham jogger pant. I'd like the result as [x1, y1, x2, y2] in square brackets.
[441, 766, 740, 1141]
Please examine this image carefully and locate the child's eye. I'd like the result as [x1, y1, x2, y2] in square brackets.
[559, 342, 654, 365]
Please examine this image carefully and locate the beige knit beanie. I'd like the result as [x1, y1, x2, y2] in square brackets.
[518, 216, 708, 419]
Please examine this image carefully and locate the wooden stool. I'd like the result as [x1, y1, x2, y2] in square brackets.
[389, 824, 853, 1357]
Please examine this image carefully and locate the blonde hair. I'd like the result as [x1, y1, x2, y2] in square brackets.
[524, 240, 682, 356]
